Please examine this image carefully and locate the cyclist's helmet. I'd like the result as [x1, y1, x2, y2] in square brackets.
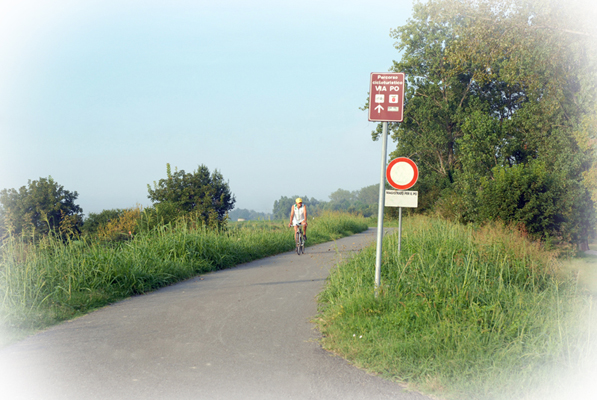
[296, 198, 303, 204]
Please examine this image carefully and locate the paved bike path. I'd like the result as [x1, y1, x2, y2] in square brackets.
[0, 228, 429, 400]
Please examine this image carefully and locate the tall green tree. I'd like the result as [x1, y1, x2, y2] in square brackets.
[376, 0, 596, 247]
[328, 189, 354, 210]
[354, 184, 379, 206]
[147, 164, 235, 228]
[371, 0, 469, 211]
[0, 177, 83, 239]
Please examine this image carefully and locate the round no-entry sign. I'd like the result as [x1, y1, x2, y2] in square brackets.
[386, 157, 419, 190]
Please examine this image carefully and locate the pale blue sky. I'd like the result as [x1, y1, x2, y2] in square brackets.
[0, 0, 413, 214]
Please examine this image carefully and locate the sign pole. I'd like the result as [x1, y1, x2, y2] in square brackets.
[374, 121, 388, 295]
[369, 72, 405, 297]
[398, 206, 402, 253]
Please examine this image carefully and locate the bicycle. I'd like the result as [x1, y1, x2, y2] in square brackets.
[294, 224, 305, 255]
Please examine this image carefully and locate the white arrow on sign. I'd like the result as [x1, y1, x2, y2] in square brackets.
[375, 104, 384, 113]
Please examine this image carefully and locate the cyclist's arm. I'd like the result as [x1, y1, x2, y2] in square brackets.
[288, 207, 295, 226]
[303, 206, 307, 224]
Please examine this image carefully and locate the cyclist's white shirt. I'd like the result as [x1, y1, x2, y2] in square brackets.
[292, 204, 305, 225]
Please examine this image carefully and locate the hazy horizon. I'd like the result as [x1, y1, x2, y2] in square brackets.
[1, 0, 413, 215]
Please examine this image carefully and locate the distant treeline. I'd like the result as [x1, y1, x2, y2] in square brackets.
[271, 184, 379, 221]
[228, 184, 381, 223]
[0, 164, 235, 243]
[228, 208, 272, 221]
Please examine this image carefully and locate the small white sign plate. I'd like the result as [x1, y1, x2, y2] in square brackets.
[384, 190, 418, 208]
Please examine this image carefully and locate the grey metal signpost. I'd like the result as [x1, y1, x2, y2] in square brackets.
[374, 121, 389, 292]
[368, 72, 405, 294]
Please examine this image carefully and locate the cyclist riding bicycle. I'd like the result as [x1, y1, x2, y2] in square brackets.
[288, 197, 308, 241]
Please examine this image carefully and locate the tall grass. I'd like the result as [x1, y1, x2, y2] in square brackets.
[317, 215, 596, 400]
[0, 212, 368, 344]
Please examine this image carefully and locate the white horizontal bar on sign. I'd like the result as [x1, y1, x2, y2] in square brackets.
[384, 190, 418, 208]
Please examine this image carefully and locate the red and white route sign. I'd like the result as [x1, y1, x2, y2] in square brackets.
[368, 72, 405, 122]
[386, 157, 418, 190]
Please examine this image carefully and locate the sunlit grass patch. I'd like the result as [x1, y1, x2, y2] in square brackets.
[317, 215, 596, 400]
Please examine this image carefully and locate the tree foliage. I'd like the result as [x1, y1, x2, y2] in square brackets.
[271, 185, 380, 220]
[326, 186, 379, 216]
[81, 207, 142, 241]
[95, 207, 141, 241]
[228, 208, 271, 221]
[377, 0, 597, 247]
[81, 209, 125, 236]
[147, 164, 235, 228]
[272, 196, 320, 220]
[0, 177, 83, 240]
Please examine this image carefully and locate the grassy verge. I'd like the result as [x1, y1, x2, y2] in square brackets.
[0, 212, 368, 347]
[316, 215, 596, 400]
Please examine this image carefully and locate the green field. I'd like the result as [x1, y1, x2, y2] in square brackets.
[317, 215, 597, 400]
[0, 212, 368, 347]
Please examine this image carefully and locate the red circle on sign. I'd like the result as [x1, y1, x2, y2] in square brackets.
[386, 157, 419, 190]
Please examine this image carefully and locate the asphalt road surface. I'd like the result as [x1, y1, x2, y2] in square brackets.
[0, 228, 430, 400]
